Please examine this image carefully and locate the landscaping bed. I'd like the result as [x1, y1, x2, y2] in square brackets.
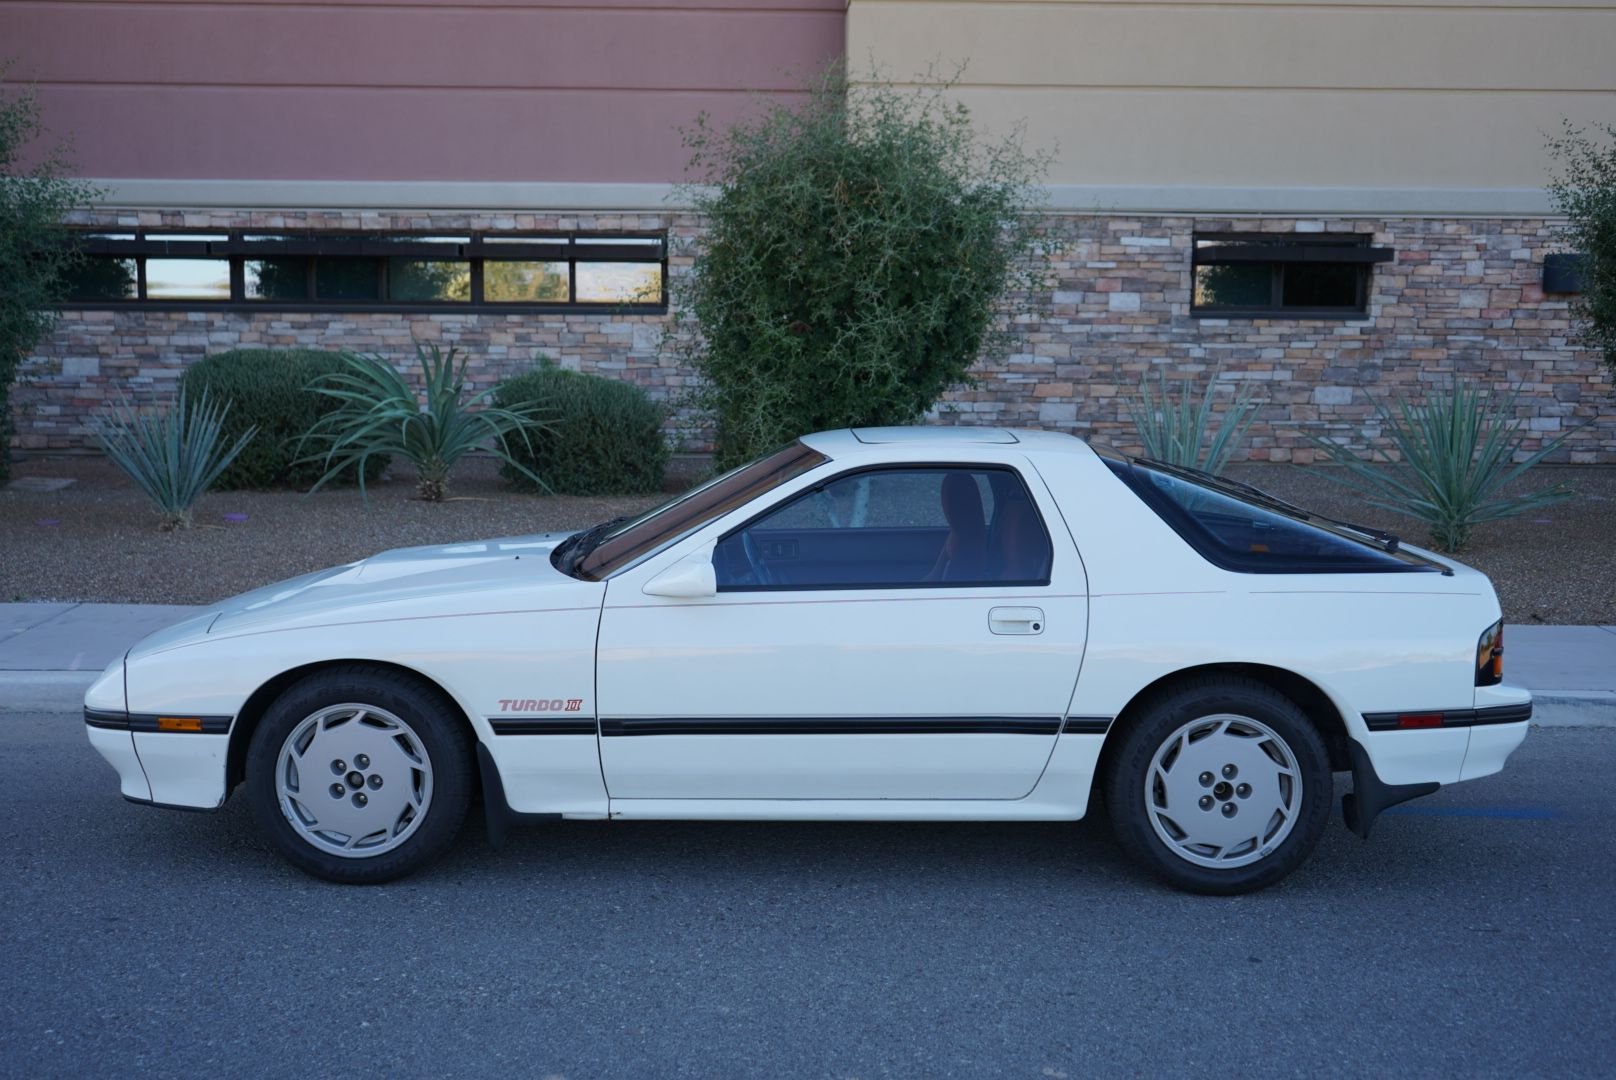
[3, 454, 1613, 625]
[1, 455, 664, 606]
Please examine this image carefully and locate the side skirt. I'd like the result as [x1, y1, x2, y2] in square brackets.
[604, 798, 1084, 822]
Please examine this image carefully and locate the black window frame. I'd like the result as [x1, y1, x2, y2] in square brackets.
[714, 462, 1056, 593]
[60, 229, 669, 314]
[1190, 232, 1395, 320]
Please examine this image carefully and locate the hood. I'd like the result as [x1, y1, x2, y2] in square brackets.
[129, 532, 590, 658]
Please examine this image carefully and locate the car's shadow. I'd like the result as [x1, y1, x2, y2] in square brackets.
[131, 774, 1526, 900]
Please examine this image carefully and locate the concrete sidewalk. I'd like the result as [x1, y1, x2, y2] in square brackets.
[2, 602, 1612, 724]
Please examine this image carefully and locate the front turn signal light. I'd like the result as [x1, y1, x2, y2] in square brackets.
[1476, 620, 1504, 687]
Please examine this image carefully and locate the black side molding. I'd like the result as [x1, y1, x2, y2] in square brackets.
[1341, 739, 1439, 839]
[85, 708, 130, 730]
[489, 717, 597, 736]
[86, 708, 231, 734]
[598, 716, 1064, 736]
[475, 742, 563, 850]
[1362, 702, 1533, 732]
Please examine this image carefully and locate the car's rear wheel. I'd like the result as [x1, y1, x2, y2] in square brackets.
[1105, 677, 1330, 894]
[246, 666, 473, 884]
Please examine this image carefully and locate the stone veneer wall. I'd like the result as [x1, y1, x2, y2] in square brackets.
[12, 208, 703, 454]
[13, 208, 1616, 464]
[941, 215, 1614, 464]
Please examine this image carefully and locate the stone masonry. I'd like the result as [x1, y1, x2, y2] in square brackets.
[12, 208, 1616, 464]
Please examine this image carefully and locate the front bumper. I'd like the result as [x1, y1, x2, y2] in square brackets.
[85, 691, 232, 812]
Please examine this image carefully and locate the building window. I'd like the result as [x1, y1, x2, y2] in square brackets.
[62, 230, 668, 312]
[1191, 233, 1394, 318]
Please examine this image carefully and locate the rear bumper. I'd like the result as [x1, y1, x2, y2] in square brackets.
[1346, 688, 1533, 837]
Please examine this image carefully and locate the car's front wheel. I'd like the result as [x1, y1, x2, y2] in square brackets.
[246, 666, 473, 884]
[1105, 677, 1331, 894]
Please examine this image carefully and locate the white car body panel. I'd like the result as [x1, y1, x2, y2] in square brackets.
[596, 443, 1089, 800]
[88, 726, 151, 802]
[85, 427, 1530, 850]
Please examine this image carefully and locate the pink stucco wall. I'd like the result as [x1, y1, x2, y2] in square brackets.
[2, 0, 845, 183]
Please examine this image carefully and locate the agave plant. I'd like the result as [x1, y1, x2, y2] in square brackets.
[1123, 368, 1259, 475]
[1308, 380, 1575, 552]
[299, 345, 550, 501]
[92, 389, 257, 530]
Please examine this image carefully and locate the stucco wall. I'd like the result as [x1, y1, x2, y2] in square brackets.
[1, 0, 845, 184]
[848, 0, 1616, 214]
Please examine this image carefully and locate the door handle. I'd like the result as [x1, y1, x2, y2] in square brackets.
[989, 606, 1045, 635]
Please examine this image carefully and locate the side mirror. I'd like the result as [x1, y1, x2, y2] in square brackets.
[642, 545, 717, 599]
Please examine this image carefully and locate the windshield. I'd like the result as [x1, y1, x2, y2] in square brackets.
[558, 441, 830, 581]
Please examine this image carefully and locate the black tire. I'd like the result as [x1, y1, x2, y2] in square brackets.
[246, 665, 474, 884]
[1104, 676, 1331, 895]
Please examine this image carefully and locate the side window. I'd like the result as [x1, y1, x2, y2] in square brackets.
[714, 467, 1053, 590]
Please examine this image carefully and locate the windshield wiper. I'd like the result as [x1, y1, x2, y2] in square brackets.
[554, 515, 632, 576]
[1138, 457, 1403, 553]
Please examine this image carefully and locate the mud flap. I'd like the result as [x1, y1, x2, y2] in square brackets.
[1341, 738, 1440, 839]
[476, 741, 560, 849]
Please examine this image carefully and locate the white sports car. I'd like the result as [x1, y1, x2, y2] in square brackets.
[85, 427, 1531, 893]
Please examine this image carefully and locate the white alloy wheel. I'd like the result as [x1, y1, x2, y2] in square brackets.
[1144, 713, 1302, 869]
[1105, 676, 1331, 894]
[274, 702, 435, 858]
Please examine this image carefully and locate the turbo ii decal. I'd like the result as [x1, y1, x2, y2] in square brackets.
[499, 698, 585, 713]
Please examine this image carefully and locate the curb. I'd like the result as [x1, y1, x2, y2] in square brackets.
[1530, 692, 1616, 729]
[0, 671, 98, 713]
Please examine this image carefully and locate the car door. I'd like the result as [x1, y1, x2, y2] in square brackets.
[594, 459, 1089, 800]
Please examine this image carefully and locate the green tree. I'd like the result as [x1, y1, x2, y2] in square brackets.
[1, 77, 100, 483]
[670, 67, 1052, 468]
[1548, 121, 1616, 379]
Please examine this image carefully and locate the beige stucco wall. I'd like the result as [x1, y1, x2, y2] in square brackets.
[847, 0, 1616, 214]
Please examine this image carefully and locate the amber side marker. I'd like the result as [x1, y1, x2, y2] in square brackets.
[156, 717, 204, 733]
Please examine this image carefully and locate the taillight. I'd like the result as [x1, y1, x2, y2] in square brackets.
[1476, 620, 1504, 686]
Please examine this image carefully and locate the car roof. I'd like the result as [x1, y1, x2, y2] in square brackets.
[801, 426, 1091, 456]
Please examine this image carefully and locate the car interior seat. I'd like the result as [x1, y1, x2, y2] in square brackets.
[925, 471, 989, 582]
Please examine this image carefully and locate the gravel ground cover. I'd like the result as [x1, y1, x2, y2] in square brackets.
[3, 452, 1613, 623]
[1, 455, 665, 605]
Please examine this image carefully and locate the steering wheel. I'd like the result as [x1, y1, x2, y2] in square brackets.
[740, 531, 775, 586]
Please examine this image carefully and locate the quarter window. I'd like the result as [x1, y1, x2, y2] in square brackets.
[1103, 454, 1440, 574]
[1192, 233, 1394, 318]
[716, 467, 1053, 591]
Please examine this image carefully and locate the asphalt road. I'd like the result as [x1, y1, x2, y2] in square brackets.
[2, 702, 1612, 1079]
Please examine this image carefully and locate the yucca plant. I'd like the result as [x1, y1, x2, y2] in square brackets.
[1308, 380, 1575, 552]
[92, 388, 257, 530]
[299, 345, 550, 501]
[1123, 369, 1259, 475]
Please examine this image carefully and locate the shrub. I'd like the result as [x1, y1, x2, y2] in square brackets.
[493, 363, 667, 495]
[2, 78, 100, 485]
[1547, 121, 1616, 380]
[1123, 369, 1258, 475]
[299, 345, 551, 502]
[179, 349, 388, 489]
[1308, 379, 1574, 553]
[92, 388, 256, 530]
[670, 66, 1051, 469]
